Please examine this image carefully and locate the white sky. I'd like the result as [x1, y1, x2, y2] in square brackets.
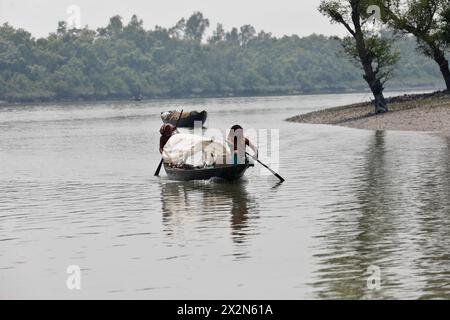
[0, 0, 347, 38]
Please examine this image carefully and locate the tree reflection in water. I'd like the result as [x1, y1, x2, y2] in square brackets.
[312, 131, 450, 299]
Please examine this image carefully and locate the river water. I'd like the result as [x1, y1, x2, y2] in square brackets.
[0, 91, 449, 299]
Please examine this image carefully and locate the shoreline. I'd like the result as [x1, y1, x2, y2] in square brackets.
[0, 86, 440, 108]
[286, 91, 450, 137]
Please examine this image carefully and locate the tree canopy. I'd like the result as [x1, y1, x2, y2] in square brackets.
[0, 12, 444, 103]
[375, 0, 450, 90]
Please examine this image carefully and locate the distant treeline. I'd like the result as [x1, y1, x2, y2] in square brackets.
[0, 12, 444, 103]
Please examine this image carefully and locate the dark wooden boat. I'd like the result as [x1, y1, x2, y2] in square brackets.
[132, 94, 143, 101]
[161, 110, 207, 127]
[164, 163, 253, 181]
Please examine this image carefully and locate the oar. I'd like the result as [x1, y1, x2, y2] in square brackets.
[246, 152, 285, 183]
[154, 109, 184, 176]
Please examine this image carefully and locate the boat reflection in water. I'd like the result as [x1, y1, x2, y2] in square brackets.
[159, 179, 259, 259]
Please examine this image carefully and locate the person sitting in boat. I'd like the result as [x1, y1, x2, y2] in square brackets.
[159, 123, 178, 153]
[226, 124, 258, 165]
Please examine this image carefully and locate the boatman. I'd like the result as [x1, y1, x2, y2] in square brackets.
[226, 125, 258, 165]
[159, 123, 178, 153]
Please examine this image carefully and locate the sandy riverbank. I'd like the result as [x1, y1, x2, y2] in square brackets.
[287, 91, 450, 136]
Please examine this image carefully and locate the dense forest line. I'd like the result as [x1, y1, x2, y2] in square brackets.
[0, 12, 445, 103]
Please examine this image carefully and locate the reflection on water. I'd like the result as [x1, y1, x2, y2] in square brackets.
[312, 131, 394, 299]
[160, 180, 258, 258]
[312, 131, 450, 299]
[0, 91, 449, 299]
[416, 135, 450, 299]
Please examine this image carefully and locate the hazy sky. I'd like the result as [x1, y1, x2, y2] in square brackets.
[0, 0, 347, 38]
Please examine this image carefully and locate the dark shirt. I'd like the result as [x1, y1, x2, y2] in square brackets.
[160, 135, 171, 153]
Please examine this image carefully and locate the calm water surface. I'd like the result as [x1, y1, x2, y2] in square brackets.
[0, 91, 449, 299]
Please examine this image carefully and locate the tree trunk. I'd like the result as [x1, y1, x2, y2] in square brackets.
[350, 1, 388, 114]
[433, 49, 450, 91]
[362, 65, 389, 113]
[372, 90, 388, 113]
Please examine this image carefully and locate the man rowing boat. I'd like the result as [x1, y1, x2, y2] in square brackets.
[159, 123, 257, 164]
[226, 125, 258, 165]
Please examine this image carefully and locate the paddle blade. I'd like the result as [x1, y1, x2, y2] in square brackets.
[246, 152, 285, 183]
[274, 173, 285, 183]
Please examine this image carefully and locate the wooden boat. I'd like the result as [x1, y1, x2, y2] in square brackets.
[161, 110, 207, 127]
[132, 94, 143, 101]
[164, 163, 253, 181]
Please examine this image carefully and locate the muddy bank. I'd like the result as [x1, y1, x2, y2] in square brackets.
[286, 91, 450, 136]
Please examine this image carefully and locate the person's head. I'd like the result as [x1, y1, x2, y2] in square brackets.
[228, 124, 244, 142]
[230, 124, 242, 131]
[160, 123, 176, 137]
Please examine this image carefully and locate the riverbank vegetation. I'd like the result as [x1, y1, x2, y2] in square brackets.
[318, 0, 450, 113]
[0, 12, 445, 103]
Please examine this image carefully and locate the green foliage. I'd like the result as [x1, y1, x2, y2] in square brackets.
[376, 0, 450, 89]
[443, 6, 450, 44]
[342, 32, 401, 84]
[380, 0, 450, 58]
[184, 12, 209, 42]
[0, 12, 444, 103]
[319, 0, 400, 88]
[320, 0, 403, 112]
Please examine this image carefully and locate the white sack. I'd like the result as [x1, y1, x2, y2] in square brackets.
[162, 133, 229, 167]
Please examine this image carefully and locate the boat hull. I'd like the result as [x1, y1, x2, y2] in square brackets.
[164, 163, 252, 181]
[161, 111, 207, 128]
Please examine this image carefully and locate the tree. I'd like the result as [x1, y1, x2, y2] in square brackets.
[226, 27, 239, 44]
[169, 18, 186, 39]
[378, 0, 450, 91]
[208, 24, 226, 45]
[125, 14, 144, 33]
[319, 0, 400, 113]
[0, 12, 444, 103]
[239, 25, 256, 47]
[104, 15, 124, 37]
[184, 12, 209, 42]
[443, 6, 450, 43]
[57, 21, 67, 36]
